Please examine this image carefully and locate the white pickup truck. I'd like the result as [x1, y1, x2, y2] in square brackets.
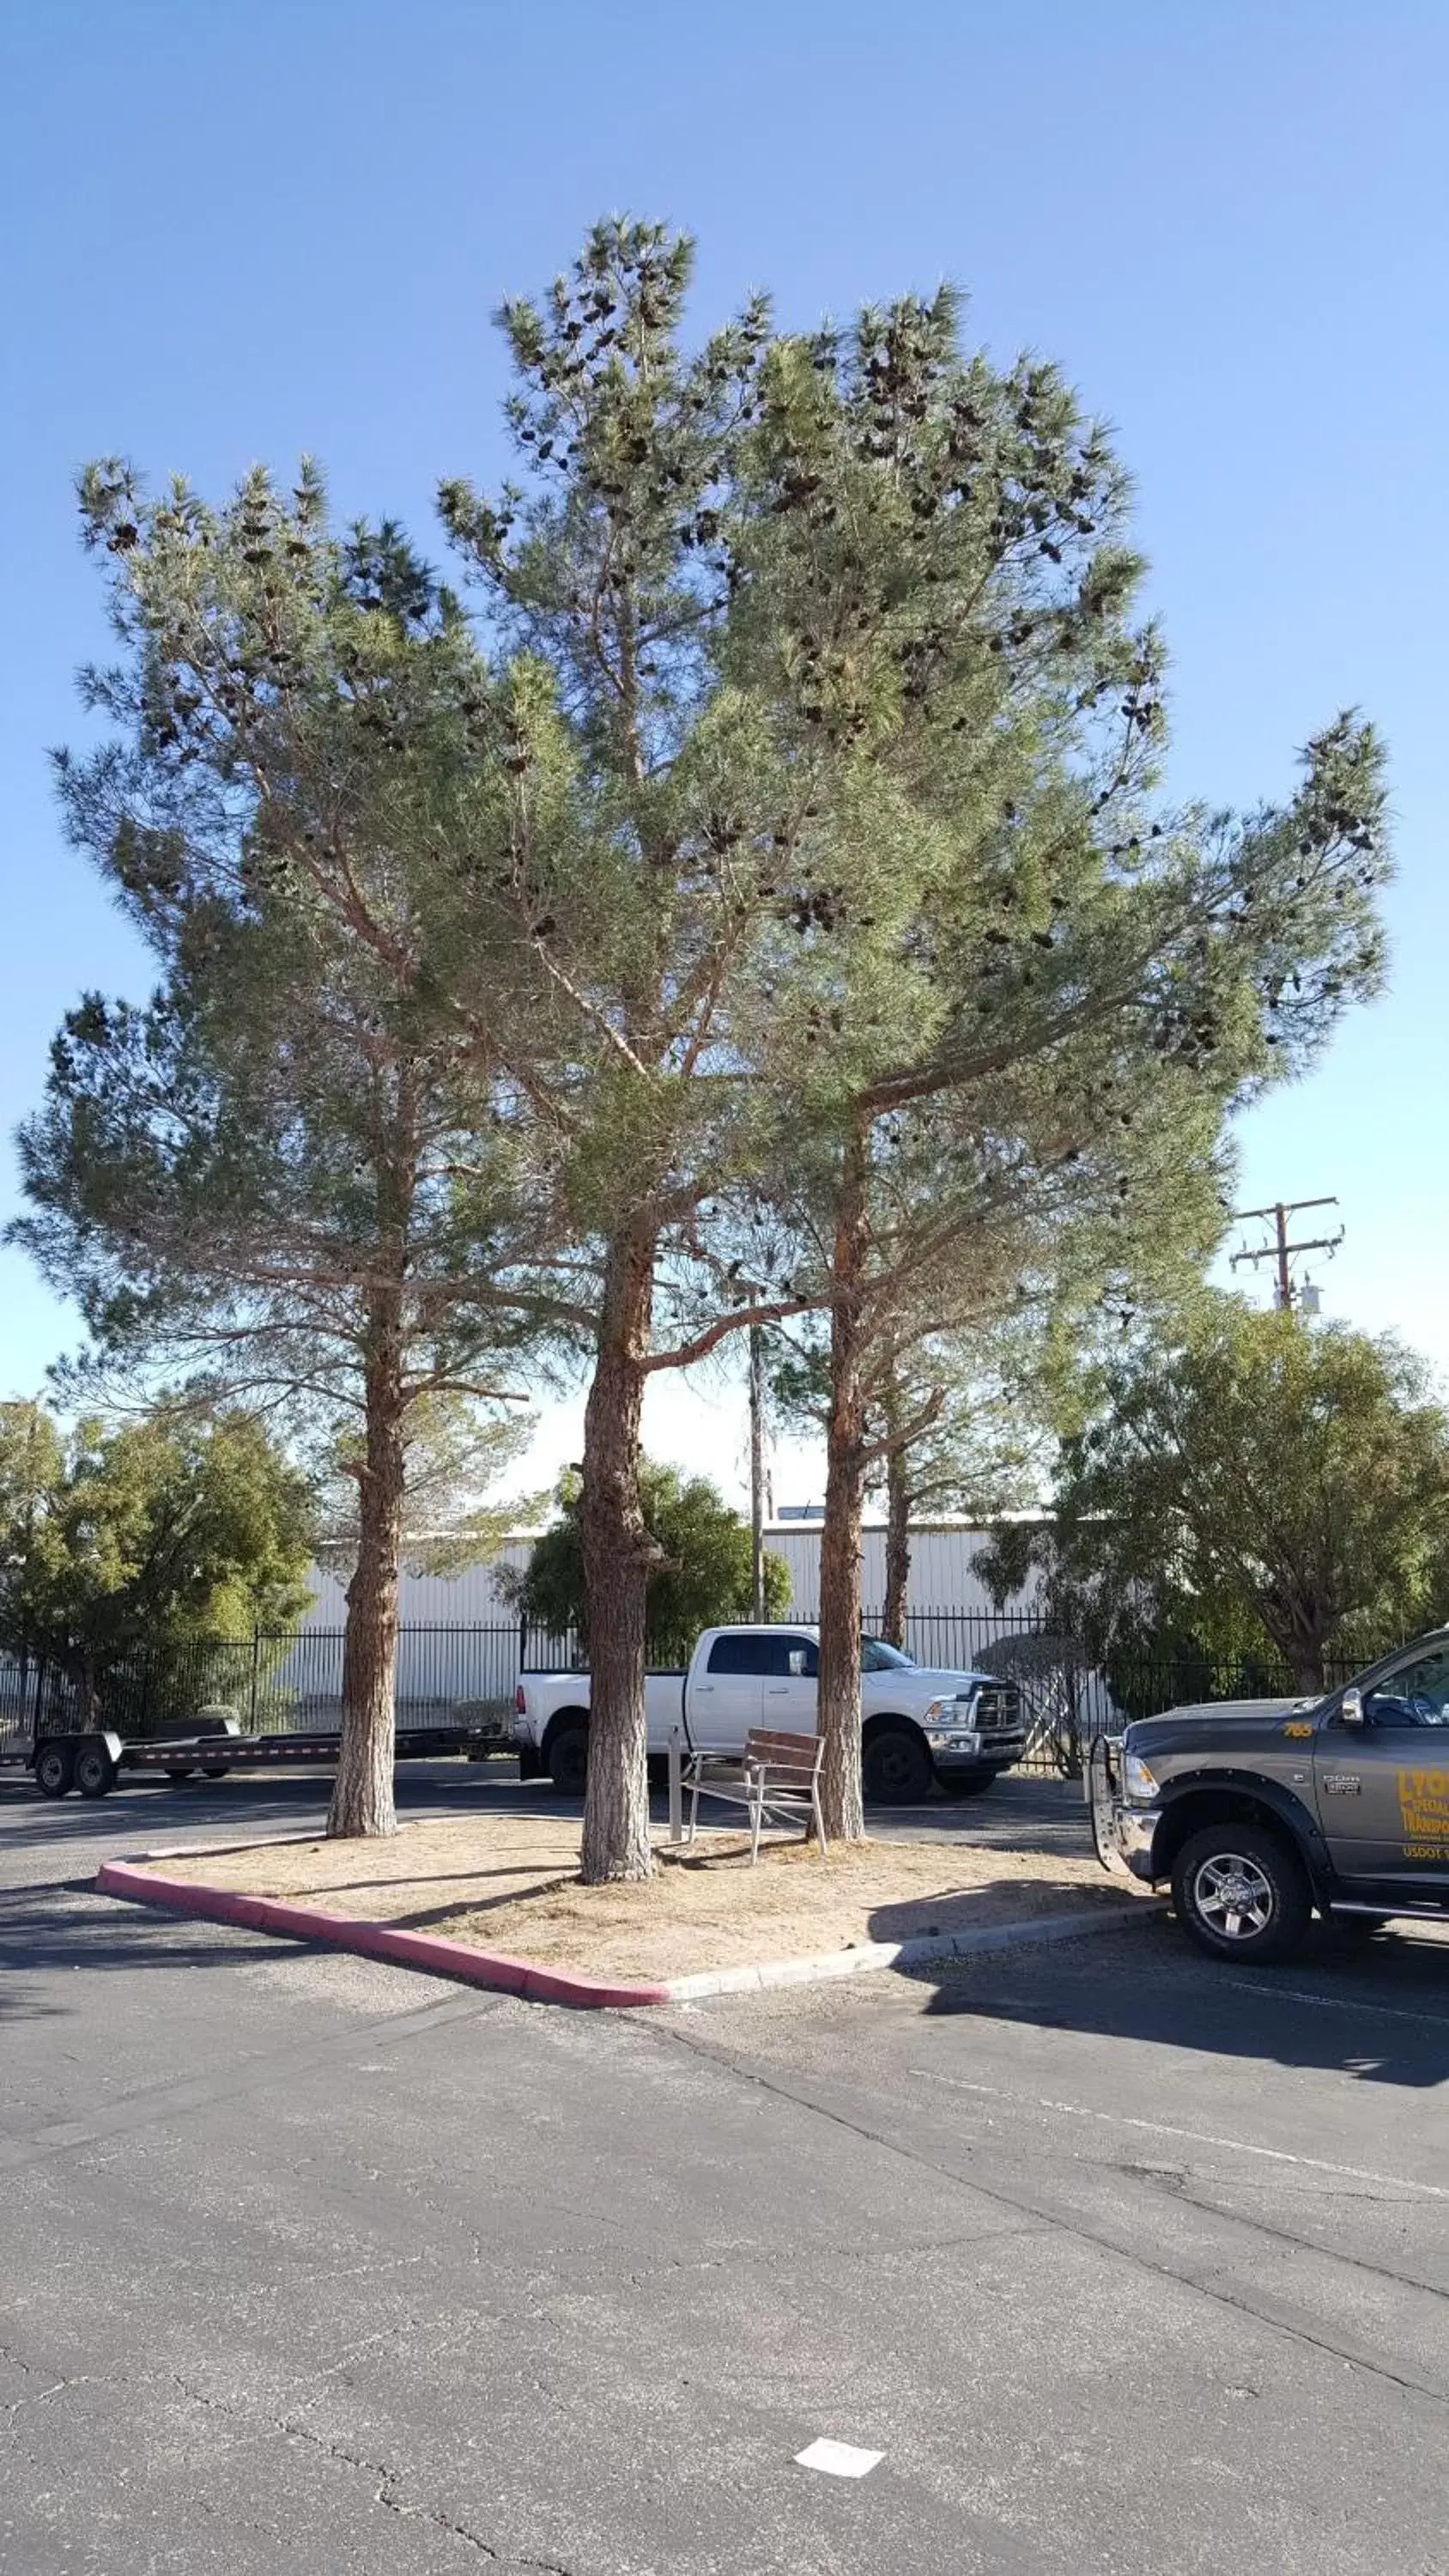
[513, 1624, 1026, 1802]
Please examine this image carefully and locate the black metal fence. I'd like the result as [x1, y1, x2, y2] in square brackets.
[888, 1608, 1395, 1775]
[0, 1609, 1404, 1779]
[1, 1625, 579, 1746]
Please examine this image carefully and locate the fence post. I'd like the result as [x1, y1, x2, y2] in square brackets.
[668, 1727, 683, 1848]
[250, 1631, 261, 1730]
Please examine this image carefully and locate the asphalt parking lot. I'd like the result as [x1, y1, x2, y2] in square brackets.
[4, 1760, 1448, 2574]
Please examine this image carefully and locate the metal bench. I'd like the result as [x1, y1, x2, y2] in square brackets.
[681, 1727, 828, 1862]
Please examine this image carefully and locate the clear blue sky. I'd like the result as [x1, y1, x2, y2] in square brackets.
[1, 0, 1444, 1508]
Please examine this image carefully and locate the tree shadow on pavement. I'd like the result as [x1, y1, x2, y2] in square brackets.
[0, 1976, 65, 2024]
[0, 1883, 294, 1985]
[908, 1911, 1449, 2088]
[864, 1875, 1127, 1944]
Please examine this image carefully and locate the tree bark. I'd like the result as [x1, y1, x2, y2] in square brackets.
[330, 1299, 407, 1838]
[1284, 1630, 1328, 1696]
[749, 1321, 767, 1621]
[1265, 1584, 1330, 1697]
[579, 1217, 658, 1883]
[883, 1445, 912, 1648]
[817, 1119, 870, 1844]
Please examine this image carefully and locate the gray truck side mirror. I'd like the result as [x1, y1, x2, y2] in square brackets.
[1340, 1687, 1365, 1728]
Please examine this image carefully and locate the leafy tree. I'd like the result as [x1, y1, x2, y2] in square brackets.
[12, 471, 547, 1833]
[0, 1400, 314, 1722]
[980, 1297, 1449, 1697]
[503, 1459, 791, 1667]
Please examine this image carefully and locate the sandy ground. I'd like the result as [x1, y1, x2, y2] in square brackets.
[151, 1810, 1136, 1980]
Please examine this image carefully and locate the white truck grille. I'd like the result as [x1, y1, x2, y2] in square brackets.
[973, 1686, 1022, 1735]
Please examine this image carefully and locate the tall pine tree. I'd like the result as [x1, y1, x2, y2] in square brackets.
[15, 471, 549, 1832]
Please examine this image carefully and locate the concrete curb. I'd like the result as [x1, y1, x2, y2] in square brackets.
[96, 1858, 1158, 2011]
[94, 1862, 671, 2010]
[135, 1820, 436, 1864]
[664, 1899, 1159, 1998]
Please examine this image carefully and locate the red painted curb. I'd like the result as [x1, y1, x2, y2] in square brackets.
[94, 1862, 671, 2011]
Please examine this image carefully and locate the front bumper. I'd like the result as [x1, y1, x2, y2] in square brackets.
[926, 1726, 1026, 1774]
[1086, 1735, 1159, 1880]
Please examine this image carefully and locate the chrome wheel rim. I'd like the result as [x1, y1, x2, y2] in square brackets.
[1193, 1850, 1275, 1941]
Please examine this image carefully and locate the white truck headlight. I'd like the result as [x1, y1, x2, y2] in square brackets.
[923, 1695, 971, 1726]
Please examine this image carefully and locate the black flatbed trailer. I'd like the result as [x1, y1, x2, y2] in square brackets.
[21, 1714, 510, 1800]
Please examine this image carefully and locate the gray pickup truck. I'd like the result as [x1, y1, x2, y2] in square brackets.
[1088, 1628, 1449, 1961]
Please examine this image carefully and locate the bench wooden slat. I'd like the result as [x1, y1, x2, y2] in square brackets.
[745, 1729, 822, 1765]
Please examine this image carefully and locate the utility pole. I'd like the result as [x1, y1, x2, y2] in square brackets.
[748, 1320, 767, 1620]
[1229, 1198, 1343, 1313]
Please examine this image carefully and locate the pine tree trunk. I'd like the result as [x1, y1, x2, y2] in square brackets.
[883, 1446, 911, 1649]
[817, 1120, 870, 1844]
[749, 1321, 767, 1621]
[330, 1307, 406, 1838]
[579, 1218, 658, 1884]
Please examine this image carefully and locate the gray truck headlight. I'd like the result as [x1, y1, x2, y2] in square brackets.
[1122, 1751, 1160, 1804]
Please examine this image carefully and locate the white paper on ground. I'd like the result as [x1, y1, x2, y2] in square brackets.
[793, 2439, 883, 2478]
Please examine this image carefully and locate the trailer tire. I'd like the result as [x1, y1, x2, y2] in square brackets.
[74, 1741, 116, 1799]
[165, 1765, 197, 1784]
[34, 1743, 75, 1799]
[201, 1762, 231, 1780]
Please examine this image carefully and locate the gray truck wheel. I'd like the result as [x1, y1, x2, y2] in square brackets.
[34, 1743, 75, 1799]
[863, 1724, 932, 1806]
[547, 1722, 589, 1795]
[1171, 1822, 1311, 1964]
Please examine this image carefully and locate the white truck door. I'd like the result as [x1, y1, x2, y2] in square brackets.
[762, 1632, 820, 1734]
[689, 1632, 769, 1749]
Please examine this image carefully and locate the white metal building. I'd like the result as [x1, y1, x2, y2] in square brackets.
[267, 1521, 1051, 1731]
[298, 1518, 1034, 1634]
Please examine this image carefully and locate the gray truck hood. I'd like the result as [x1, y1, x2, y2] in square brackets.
[1146, 1696, 1307, 1727]
[1126, 1695, 1315, 1759]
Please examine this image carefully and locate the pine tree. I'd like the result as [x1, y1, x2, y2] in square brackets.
[721, 292, 1391, 1838]
[438, 224, 822, 1880]
[435, 228, 1390, 1865]
[13, 469, 547, 1833]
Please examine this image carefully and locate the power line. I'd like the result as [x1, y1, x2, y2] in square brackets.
[1229, 1197, 1343, 1312]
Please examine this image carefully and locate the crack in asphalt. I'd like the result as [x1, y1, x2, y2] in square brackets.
[650, 2015, 1449, 2412]
[166, 2373, 573, 2571]
[0, 2341, 99, 2421]
[1119, 2160, 1449, 2303]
